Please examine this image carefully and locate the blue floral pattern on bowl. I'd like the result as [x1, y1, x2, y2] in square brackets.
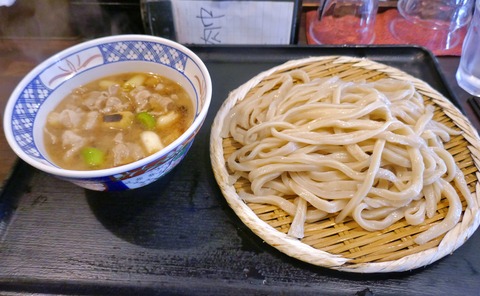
[4, 35, 211, 191]
[11, 40, 190, 162]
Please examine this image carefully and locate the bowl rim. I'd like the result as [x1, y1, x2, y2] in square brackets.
[3, 34, 212, 179]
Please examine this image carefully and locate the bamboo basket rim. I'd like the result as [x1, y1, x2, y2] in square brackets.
[209, 56, 480, 273]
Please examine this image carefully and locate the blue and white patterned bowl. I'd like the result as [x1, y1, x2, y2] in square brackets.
[3, 35, 212, 191]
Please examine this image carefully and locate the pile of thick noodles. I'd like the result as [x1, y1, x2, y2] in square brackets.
[220, 70, 475, 245]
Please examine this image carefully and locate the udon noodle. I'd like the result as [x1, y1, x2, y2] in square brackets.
[220, 70, 475, 245]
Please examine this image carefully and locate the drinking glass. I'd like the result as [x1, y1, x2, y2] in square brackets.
[456, 0, 480, 96]
[390, 0, 475, 50]
[309, 0, 380, 45]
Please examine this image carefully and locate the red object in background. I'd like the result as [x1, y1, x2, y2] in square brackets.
[306, 9, 467, 56]
[309, 15, 376, 45]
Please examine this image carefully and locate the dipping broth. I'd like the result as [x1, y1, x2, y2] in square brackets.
[44, 72, 194, 170]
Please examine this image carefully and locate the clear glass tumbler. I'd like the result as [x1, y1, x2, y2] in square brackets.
[391, 0, 475, 50]
[456, 0, 480, 96]
[309, 0, 380, 45]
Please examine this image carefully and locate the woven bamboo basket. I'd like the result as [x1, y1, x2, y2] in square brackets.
[210, 56, 480, 273]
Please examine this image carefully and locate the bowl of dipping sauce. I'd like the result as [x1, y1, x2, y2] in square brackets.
[3, 34, 212, 191]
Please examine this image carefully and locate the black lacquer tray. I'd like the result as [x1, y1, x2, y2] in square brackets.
[1, 46, 478, 295]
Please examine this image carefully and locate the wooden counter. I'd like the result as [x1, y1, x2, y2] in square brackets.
[0, 38, 81, 186]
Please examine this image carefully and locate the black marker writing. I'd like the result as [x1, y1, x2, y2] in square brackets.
[197, 7, 224, 44]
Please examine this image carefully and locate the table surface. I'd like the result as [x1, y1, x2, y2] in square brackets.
[0, 39, 480, 295]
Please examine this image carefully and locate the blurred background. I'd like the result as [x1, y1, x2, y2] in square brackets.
[0, 0, 398, 43]
[0, 0, 144, 39]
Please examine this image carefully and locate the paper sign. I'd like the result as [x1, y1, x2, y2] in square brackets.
[171, 0, 295, 45]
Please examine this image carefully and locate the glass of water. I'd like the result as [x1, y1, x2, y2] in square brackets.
[309, 0, 380, 45]
[390, 0, 475, 51]
[456, 0, 480, 96]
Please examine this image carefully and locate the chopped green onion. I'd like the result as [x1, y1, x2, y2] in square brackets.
[140, 131, 164, 154]
[136, 112, 156, 130]
[123, 74, 146, 90]
[81, 147, 105, 167]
